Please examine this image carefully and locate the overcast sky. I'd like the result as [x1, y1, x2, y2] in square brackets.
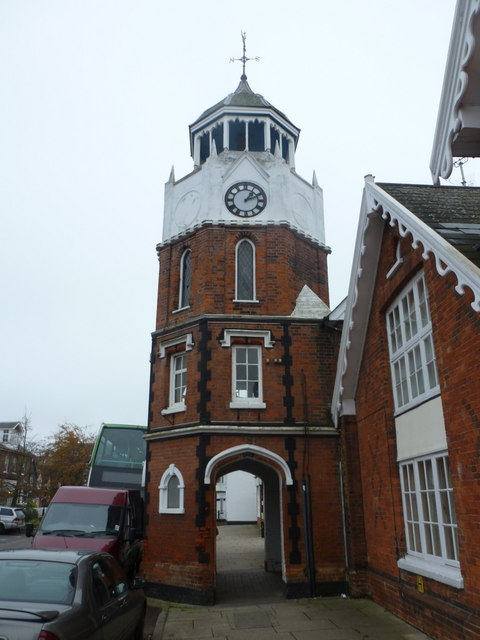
[1, 0, 470, 440]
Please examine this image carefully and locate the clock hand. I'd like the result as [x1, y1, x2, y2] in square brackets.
[244, 192, 257, 201]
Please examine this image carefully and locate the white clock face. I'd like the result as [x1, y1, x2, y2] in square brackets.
[225, 182, 267, 217]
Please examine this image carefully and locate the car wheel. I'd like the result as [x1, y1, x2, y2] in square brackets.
[0, 523, 5, 534]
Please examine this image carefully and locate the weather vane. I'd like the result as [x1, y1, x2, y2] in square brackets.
[230, 31, 259, 80]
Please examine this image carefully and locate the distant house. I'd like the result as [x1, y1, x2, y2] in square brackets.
[0, 422, 37, 506]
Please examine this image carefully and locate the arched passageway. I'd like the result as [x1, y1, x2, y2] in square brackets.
[205, 445, 289, 604]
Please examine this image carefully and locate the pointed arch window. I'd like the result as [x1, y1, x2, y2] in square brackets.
[159, 464, 185, 514]
[235, 239, 256, 302]
[179, 249, 192, 309]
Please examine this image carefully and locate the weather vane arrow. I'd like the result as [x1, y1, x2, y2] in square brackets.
[230, 31, 259, 80]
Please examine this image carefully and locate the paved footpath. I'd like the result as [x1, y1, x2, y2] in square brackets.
[145, 596, 431, 640]
[143, 525, 431, 640]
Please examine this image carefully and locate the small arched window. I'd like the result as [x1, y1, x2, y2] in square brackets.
[179, 249, 191, 309]
[235, 239, 256, 301]
[159, 464, 185, 514]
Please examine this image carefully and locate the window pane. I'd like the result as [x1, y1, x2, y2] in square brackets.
[236, 348, 247, 363]
[400, 455, 458, 562]
[237, 241, 254, 300]
[167, 476, 180, 509]
[234, 346, 261, 400]
[417, 277, 429, 327]
[173, 354, 187, 404]
[180, 251, 191, 308]
[424, 335, 438, 389]
[386, 274, 439, 412]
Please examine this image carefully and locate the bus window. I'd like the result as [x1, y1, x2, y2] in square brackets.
[88, 424, 147, 494]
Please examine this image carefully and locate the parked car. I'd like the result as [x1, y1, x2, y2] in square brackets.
[0, 506, 25, 533]
[0, 549, 146, 640]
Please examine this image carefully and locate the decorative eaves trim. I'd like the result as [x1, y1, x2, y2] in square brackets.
[331, 177, 480, 427]
[430, 0, 480, 183]
[372, 183, 480, 311]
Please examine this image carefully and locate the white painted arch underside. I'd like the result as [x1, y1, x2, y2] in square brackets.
[204, 444, 293, 485]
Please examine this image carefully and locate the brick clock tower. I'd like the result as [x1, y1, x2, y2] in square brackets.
[142, 59, 346, 604]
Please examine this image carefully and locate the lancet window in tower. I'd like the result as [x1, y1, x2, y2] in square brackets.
[212, 123, 223, 155]
[229, 120, 246, 151]
[199, 133, 210, 164]
[179, 249, 192, 309]
[270, 125, 289, 161]
[235, 239, 255, 301]
[248, 120, 265, 151]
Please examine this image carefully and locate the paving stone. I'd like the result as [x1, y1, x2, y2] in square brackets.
[233, 610, 272, 628]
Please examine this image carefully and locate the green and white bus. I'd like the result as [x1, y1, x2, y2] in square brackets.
[88, 423, 147, 494]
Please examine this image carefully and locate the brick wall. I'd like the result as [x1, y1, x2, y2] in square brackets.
[155, 224, 329, 327]
[141, 431, 346, 602]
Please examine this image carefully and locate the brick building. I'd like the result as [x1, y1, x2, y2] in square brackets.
[331, 2, 480, 636]
[141, 66, 345, 604]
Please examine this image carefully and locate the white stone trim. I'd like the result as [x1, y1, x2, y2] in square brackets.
[159, 464, 185, 514]
[398, 555, 463, 589]
[158, 333, 194, 358]
[204, 444, 293, 486]
[220, 329, 274, 348]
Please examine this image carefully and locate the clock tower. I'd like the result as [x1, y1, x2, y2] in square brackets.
[141, 62, 345, 604]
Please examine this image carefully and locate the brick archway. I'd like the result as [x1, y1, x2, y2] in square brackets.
[203, 443, 293, 487]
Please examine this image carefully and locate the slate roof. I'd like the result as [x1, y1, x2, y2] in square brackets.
[191, 77, 296, 129]
[0, 422, 21, 430]
[378, 183, 480, 269]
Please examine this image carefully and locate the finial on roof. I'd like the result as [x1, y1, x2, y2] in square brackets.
[229, 31, 259, 80]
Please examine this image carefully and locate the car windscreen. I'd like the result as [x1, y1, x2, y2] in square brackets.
[0, 559, 76, 604]
[38, 502, 123, 536]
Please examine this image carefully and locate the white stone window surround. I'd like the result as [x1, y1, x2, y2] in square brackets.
[220, 329, 273, 410]
[234, 238, 257, 303]
[159, 464, 185, 514]
[386, 271, 440, 414]
[158, 334, 194, 416]
[398, 451, 463, 589]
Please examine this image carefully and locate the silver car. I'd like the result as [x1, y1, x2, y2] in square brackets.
[0, 506, 25, 533]
[0, 549, 145, 640]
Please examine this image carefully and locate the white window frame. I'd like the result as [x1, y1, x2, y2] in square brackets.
[398, 452, 463, 588]
[159, 464, 185, 514]
[386, 272, 439, 413]
[162, 352, 187, 415]
[234, 239, 257, 302]
[178, 249, 192, 310]
[159, 334, 194, 416]
[230, 344, 266, 409]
